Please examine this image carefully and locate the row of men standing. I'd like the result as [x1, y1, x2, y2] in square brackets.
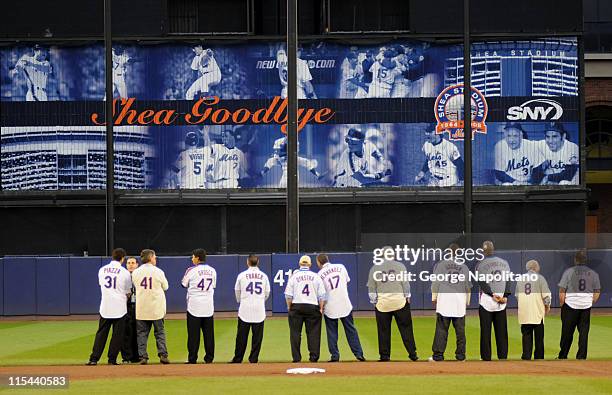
[87, 244, 600, 365]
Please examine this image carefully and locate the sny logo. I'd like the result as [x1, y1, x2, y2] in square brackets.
[507, 99, 563, 121]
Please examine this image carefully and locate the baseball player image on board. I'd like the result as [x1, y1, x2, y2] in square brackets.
[284, 255, 327, 363]
[207, 130, 248, 189]
[185, 45, 222, 100]
[333, 128, 391, 188]
[531, 122, 580, 185]
[367, 246, 418, 362]
[121, 256, 140, 364]
[181, 248, 217, 364]
[231, 254, 271, 364]
[493, 123, 545, 185]
[131, 249, 170, 365]
[316, 254, 366, 362]
[109, 47, 134, 99]
[338, 51, 363, 99]
[9, 44, 52, 101]
[429, 244, 472, 362]
[276, 45, 317, 99]
[86, 248, 133, 366]
[558, 250, 601, 360]
[167, 131, 212, 189]
[367, 51, 404, 98]
[475, 241, 513, 361]
[259, 136, 323, 188]
[515, 260, 551, 360]
[415, 123, 464, 187]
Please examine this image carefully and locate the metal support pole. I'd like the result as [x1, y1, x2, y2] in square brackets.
[104, 0, 115, 254]
[286, 0, 299, 252]
[463, 0, 473, 245]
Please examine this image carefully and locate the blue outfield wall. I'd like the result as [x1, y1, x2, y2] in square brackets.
[1, 251, 610, 315]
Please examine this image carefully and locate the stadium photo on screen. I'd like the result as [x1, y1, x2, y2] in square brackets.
[1, 1, 612, 394]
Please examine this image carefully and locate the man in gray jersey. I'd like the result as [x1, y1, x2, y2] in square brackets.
[475, 241, 512, 361]
[367, 247, 418, 362]
[558, 250, 601, 360]
[429, 244, 472, 362]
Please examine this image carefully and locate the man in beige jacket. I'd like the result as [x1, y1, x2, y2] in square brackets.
[131, 249, 170, 364]
[515, 259, 551, 360]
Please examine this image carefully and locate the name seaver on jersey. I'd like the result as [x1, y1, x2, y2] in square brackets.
[235, 267, 271, 323]
[495, 139, 544, 184]
[181, 264, 217, 317]
[318, 263, 352, 319]
[423, 139, 461, 186]
[285, 267, 326, 305]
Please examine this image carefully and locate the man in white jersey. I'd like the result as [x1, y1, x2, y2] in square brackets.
[169, 131, 211, 189]
[429, 244, 472, 362]
[316, 254, 365, 362]
[558, 250, 601, 360]
[10, 45, 52, 101]
[367, 52, 403, 98]
[186, 45, 222, 100]
[277, 46, 317, 99]
[475, 241, 512, 361]
[231, 254, 271, 363]
[415, 123, 464, 187]
[181, 248, 217, 364]
[112, 47, 131, 99]
[532, 122, 579, 185]
[493, 123, 544, 185]
[260, 137, 323, 187]
[333, 128, 391, 187]
[285, 255, 327, 363]
[208, 130, 248, 189]
[131, 249, 170, 364]
[86, 248, 132, 365]
[338, 52, 362, 99]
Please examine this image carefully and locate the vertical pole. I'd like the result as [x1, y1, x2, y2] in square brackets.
[463, 0, 472, 245]
[286, 0, 299, 252]
[104, 0, 115, 255]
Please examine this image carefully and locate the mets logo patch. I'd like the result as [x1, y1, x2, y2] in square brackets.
[434, 84, 488, 140]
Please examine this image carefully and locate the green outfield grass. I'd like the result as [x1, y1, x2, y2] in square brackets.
[1, 314, 612, 365]
[2, 376, 612, 395]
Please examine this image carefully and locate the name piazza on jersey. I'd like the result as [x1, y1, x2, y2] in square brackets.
[103, 267, 122, 274]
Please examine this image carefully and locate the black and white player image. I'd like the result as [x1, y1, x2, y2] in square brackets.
[259, 136, 323, 188]
[338, 52, 363, 99]
[166, 131, 211, 189]
[111, 47, 134, 99]
[276, 45, 317, 99]
[332, 128, 391, 188]
[9, 44, 53, 101]
[186, 45, 222, 100]
[207, 130, 248, 189]
[531, 122, 579, 185]
[367, 50, 404, 98]
[415, 123, 464, 187]
[493, 123, 544, 185]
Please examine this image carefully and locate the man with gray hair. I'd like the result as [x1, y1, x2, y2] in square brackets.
[515, 260, 551, 360]
[367, 246, 418, 362]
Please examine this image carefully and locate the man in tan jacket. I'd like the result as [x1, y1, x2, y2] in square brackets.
[131, 249, 170, 364]
[515, 259, 551, 360]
